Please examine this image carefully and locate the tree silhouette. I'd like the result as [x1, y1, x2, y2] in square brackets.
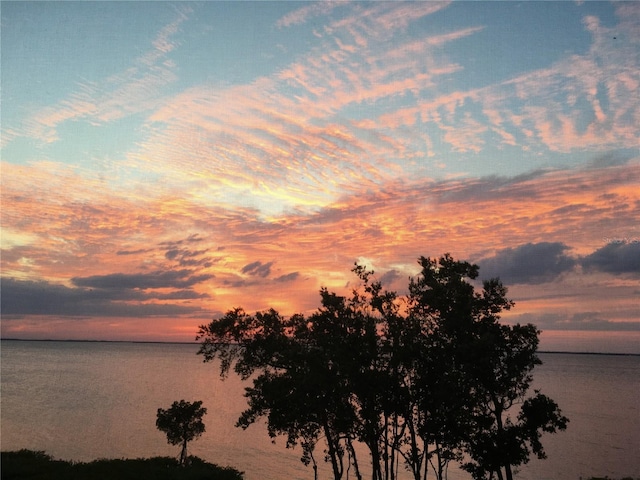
[408, 257, 568, 480]
[156, 400, 207, 466]
[197, 254, 568, 480]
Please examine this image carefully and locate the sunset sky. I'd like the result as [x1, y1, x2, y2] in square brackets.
[2, 1, 639, 353]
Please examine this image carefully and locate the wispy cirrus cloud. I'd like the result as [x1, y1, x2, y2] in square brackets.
[132, 5, 483, 215]
[114, 1, 639, 230]
[373, 3, 639, 156]
[325, 2, 449, 38]
[14, 6, 190, 145]
[276, 0, 346, 28]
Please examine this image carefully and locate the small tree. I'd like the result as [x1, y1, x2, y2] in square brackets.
[156, 400, 207, 466]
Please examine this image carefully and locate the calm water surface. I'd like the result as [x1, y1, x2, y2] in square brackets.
[1, 340, 638, 480]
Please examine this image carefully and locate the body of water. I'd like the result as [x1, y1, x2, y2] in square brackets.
[1, 340, 638, 480]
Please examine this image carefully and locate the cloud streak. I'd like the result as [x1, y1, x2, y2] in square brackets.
[71, 270, 213, 290]
[1, 277, 206, 318]
[510, 311, 640, 332]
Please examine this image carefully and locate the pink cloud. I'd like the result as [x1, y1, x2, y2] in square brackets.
[130, 11, 488, 209]
[276, 1, 345, 28]
[443, 118, 487, 153]
[371, 2, 450, 32]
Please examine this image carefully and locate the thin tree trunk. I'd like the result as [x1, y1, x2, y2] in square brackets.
[323, 417, 343, 480]
[504, 465, 514, 480]
[436, 441, 444, 480]
[311, 453, 319, 480]
[180, 439, 188, 466]
[493, 397, 512, 480]
[367, 426, 382, 480]
[384, 414, 390, 480]
[346, 438, 363, 480]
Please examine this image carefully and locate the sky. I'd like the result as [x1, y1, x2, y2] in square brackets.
[1, 1, 639, 353]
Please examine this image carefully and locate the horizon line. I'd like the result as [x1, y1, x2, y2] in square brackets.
[2, 337, 638, 357]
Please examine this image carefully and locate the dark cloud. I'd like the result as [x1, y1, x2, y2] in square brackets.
[274, 272, 299, 283]
[165, 247, 208, 260]
[379, 269, 401, 286]
[176, 258, 215, 268]
[0, 269, 216, 317]
[223, 269, 298, 286]
[165, 249, 182, 260]
[159, 234, 204, 248]
[241, 261, 273, 278]
[164, 247, 212, 267]
[581, 241, 640, 275]
[223, 278, 248, 288]
[116, 248, 154, 256]
[117, 236, 213, 267]
[0, 278, 204, 317]
[511, 312, 640, 332]
[153, 290, 210, 300]
[436, 170, 548, 204]
[71, 270, 213, 289]
[478, 242, 576, 284]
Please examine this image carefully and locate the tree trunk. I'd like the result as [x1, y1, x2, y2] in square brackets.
[180, 439, 188, 466]
[309, 447, 319, 480]
[504, 465, 514, 480]
[346, 438, 363, 480]
[435, 441, 444, 480]
[492, 397, 511, 480]
[322, 416, 343, 480]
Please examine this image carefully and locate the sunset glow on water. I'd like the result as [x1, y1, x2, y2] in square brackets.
[2, 341, 639, 479]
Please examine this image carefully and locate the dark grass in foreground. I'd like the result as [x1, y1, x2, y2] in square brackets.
[2, 451, 637, 480]
[1, 450, 243, 480]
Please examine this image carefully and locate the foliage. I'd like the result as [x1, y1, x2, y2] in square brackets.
[197, 254, 568, 480]
[0, 449, 243, 480]
[157, 400, 207, 466]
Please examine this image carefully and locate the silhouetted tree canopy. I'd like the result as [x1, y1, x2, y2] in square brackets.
[156, 400, 207, 466]
[197, 254, 568, 480]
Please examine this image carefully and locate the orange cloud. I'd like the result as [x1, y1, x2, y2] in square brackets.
[3, 157, 639, 340]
